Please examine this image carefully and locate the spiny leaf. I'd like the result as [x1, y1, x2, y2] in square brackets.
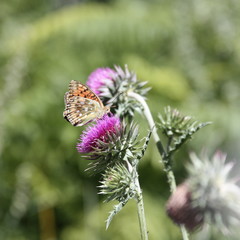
[168, 122, 211, 156]
[106, 200, 128, 229]
[137, 128, 153, 161]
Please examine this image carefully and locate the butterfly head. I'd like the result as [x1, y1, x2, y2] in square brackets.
[104, 106, 111, 113]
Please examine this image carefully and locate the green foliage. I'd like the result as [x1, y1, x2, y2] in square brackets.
[0, 0, 240, 239]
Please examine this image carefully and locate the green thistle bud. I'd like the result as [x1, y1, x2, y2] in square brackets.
[99, 163, 135, 202]
[158, 106, 210, 156]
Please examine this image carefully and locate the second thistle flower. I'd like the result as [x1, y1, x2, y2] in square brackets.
[77, 114, 140, 173]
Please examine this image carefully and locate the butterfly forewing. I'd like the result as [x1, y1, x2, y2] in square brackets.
[63, 80, 108, 126]
[69, 80, 103, 107]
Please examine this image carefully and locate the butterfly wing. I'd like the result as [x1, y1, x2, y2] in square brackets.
[68, 80, 104, 108]
[63, 92, 102, 126]
[63, 80, 108, 126]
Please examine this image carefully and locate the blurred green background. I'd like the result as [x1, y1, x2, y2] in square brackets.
[1, 0, 240, 239]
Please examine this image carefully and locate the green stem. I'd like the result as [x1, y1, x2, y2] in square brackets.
[135, 173, 148, 240]
[128, 91, 189, 240]
[180, 225, 190, 240]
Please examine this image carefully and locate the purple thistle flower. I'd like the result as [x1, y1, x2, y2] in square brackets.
[77, 114, 121, 153]
[86, 67, 116, 95]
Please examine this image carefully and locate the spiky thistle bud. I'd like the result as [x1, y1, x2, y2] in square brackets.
[166, 151, 240, 234]
[99, 163, 136, 202]
[158, 106, 210, 156]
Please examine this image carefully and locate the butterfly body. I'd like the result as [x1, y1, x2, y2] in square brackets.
[63, 80, 110, 126]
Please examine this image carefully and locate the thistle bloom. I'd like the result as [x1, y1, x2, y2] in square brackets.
[87, 67, 116, 95]
[77, 114, 140, 173]
[87, 65, 150, 119]
[166, 151, 240, 235]
[77, 114, 121, 153]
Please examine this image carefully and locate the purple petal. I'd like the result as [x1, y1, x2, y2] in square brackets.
[77, 115, 121, 153]
[86, 67, 116, 95]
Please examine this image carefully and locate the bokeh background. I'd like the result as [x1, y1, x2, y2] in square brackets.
[1, 0, 240, 239]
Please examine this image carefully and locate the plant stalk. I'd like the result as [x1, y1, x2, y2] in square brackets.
[128, 91, 189, 240]
[135, 173, 148, 240]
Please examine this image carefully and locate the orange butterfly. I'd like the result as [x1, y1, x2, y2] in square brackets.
[63, 80, 110, 126]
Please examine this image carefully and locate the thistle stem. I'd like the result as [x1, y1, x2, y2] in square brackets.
[128, 91, 189, 240]
[135, 172, 148, 240]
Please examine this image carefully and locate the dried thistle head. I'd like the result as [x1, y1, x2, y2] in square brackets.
[187, 151, 240, 234]
[166, 182, 204, 231]
[167, 151, 240, 235]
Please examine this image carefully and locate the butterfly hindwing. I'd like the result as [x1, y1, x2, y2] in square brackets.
[63, 93, 102, 126]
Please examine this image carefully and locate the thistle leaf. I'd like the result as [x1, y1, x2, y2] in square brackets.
[168, 121, 211, 156]
[137, 128, 153, 161]
[106, 201, 127, 229]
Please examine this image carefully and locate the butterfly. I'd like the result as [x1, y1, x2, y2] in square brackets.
[63, 80, 110, 126]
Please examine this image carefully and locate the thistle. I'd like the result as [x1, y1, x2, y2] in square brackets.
[77, 114, 141, 173]
[65, 66, 215, 240]
[87, 67, 117, 95]
[87, 65, 150, 120]
[98, 130, 151, 231]
[99, 163, 135, 203]
[77, 113, 151, 235]
[166, 151, 240, 235]
[158, 106, 211, 158]
[77, 114, 121, 153]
